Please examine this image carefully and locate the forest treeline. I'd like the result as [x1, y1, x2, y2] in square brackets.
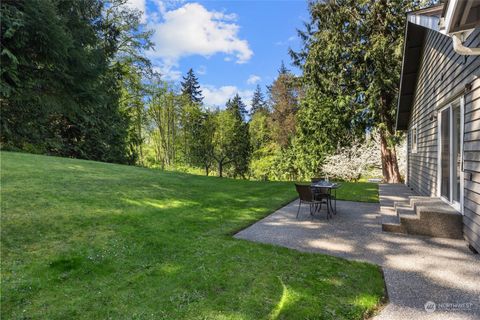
[1, 0, 424, 181]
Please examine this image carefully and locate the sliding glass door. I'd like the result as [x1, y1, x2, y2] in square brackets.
[438, 100, 463, 211]
[440, 108, 451, 199]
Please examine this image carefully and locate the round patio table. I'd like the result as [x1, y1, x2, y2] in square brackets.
[311, 181, 341, 215]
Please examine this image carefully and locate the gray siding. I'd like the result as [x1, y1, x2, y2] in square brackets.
[464, 78, 480, 251]
[406, 28, 480, 252]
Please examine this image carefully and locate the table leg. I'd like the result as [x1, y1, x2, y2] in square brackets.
[334, 189, 337, 214]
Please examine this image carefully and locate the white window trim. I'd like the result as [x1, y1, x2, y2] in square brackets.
[411, 125, 418, 154]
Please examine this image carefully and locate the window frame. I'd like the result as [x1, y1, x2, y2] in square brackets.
[411, 125, 418, 154]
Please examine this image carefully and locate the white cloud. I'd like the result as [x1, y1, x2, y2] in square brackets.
[153, 65, 182, 81]
[202, 85, 253, 108]
[125, 0, 147, 23]
[148, 3, 253, 67]
[247, 74, 261, 85]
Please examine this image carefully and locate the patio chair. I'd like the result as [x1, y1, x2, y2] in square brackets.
[312, 186, 333, 216]
[311, 178, 335, 216]
[294, 184, 329, 219]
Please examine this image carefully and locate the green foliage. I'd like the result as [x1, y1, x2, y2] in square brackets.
[292, 92, 357, 178]
[0, 0, 151, 164]
[249, 111, 270, 151]
[225, 95, 251, 177]
[146, 79, 179, 168]
[211, 109, 237, 177]
[189, 110, 216, 175]
[249, 143, 278, 180]
[268, 66, 301, 148]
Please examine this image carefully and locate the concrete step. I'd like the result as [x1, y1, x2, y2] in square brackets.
[409, 196, 441, 208]
[394, 201, 412, 211]
[397, 207, 417, 218]
[380, 205, 396, 216]
[381, 214, 405, 233]
[412, 201, 463, 239]
[382, 196, 463, 239]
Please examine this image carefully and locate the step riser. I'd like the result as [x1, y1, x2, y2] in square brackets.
[400, 217, 463, 239]
[382, 223, 405, 233]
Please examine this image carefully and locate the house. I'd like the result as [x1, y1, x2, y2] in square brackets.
[391, 1, 480, 253]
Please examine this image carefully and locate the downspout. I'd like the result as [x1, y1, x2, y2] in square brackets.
[452, 32, 480, 55]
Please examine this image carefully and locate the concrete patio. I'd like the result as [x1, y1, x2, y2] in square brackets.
[235, 184, 480, 320]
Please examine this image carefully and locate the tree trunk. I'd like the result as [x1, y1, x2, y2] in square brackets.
[379, 129, 402, 183]
[205, 165, 209, 176]
[218, 161, 223, 177]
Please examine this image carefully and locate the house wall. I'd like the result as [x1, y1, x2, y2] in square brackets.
[407, 27, 480, 252]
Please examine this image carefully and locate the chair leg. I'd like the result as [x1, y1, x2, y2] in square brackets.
[326, 198, 330, 220]
[296, 200, 302, 218]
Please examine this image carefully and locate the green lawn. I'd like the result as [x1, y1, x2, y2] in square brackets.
[334, 182, 379, 203]
[1, 152, 384, 319]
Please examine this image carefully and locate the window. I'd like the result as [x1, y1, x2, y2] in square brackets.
[411, 126, 417, 153]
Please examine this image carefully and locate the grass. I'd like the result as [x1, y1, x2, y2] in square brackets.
[334, 182, 379, 203]
[1, 152, 384, 319]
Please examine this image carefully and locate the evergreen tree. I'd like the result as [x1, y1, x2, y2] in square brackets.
[278, 60, 289, 75]
[226, 94, 248, 122]
[225, 94, 251, 178]
[0, 0, 152, 164]
[180, 68, 203, 104]
[290, 0, 422, 182]
[250, 85, 267, 116]
[268, 64, 301, 148]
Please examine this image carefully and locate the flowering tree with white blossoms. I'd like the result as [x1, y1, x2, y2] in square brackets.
[321, 134, 407, 182]
[321, 137, 382, 182]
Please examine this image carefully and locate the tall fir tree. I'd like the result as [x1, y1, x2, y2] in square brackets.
[278, 60, 289, 75]
[250, 84, 267, 116]
[268, 63, 301, 148]
[226, 94, 248, 122]
[290, 0, 424, 182]
[225, 94, 251, 177]
[180, 68, 203, 104]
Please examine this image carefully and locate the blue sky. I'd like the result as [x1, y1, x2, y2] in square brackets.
[127, 0, 308, 108]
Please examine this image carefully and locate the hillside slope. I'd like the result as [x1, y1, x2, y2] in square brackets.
[1, 152, 384, 319]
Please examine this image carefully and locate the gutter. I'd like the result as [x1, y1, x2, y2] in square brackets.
[452, 32, 480, 55]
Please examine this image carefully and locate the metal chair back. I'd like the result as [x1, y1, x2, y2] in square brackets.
[295, 184, 314, 202]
